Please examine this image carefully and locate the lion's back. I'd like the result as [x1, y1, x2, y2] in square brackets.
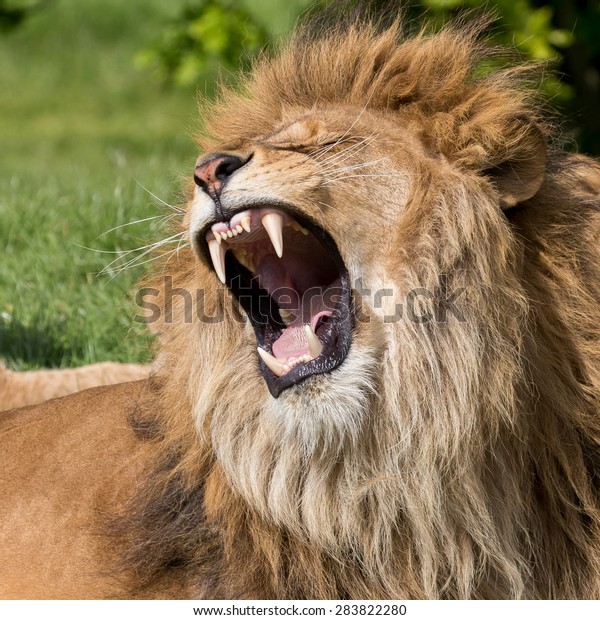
[0, 362, 151, 411]
[0, 380, 157, 598]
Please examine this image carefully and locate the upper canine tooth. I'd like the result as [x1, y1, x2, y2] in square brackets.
[304, 324, 323, 358]
[257, 347, 286, 377]
[261, 212, 284, 258]
[241, 216, 251, 233]
[208, 238, 227, 284]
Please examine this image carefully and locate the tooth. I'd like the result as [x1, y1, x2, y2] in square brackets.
[235, 224, 243, 234]
[241, 216, 251, 233]
[304, 324, 323, 358]
[220, 231, 229, 242]
[279, 309, 293, 326]
[257, 347, 286, 376]
[239, 251, 255, 272]
[291, 222, 309, 236]
[261, 212, 284, 258]
[232, 249, 247, 270]
[208, 238, 227, 284]
[210, 227, 222, 245]
[226, 230, 233, 238]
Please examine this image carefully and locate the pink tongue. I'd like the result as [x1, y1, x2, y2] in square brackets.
[272, 323, 309, 360]
[256, 251, 340, 361]
[272, 297, 334, 360]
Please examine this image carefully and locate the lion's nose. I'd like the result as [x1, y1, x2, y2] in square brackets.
[194, 154, 246, 197]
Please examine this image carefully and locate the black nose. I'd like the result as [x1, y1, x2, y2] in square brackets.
[194, 154, 246, 197]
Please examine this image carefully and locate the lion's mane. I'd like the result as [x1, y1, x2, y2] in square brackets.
[114, 19, 600, 599]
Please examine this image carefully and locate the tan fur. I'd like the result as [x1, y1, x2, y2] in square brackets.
[0, 361, 151, 411]
[1, 21, 599, 599]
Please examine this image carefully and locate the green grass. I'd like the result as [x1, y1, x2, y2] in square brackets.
[0, 0, 309, 370]
[0, 0, 197, 369]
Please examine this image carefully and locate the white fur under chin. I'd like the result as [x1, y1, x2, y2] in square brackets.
[263, 346, 378, 455]
[201, 343, 378, 541]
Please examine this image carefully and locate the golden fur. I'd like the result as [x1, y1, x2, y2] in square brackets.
[0, 361, 150, 411]
[1, 19, 600, 599]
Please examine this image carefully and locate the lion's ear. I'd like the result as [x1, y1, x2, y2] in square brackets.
[483, 116, 547, 209]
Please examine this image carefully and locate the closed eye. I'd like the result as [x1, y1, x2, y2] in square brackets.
[263, 136, 362, 158]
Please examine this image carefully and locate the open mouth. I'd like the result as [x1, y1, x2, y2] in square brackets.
[202, 206, 352, 397]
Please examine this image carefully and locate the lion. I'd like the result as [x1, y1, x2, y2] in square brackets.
[0, 361, 150, 411]
[1, 18, 599, 599]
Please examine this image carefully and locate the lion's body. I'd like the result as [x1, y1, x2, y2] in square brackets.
[0, 382, 149, 598]
[0, 362, 150, 411]
[1, 20, 600, 599]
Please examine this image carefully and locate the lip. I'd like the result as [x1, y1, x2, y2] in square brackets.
[197, 203, 353, 397]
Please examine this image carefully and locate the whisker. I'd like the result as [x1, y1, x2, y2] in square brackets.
[74, 231, 185, 257]
[317, 134, 377, 169]
[323, 158, 385, 178]
[101, 239, 188, 282]
[133, 178, 185, 213]
[156, 239, 192, 276]
[313, 135, 369, 161]
[321, 173, 392, 185]
[317, 135, 379, 173]
[98, 213, 178, 238]
[95, 232, 186, 276]
[318, 91, 377, 158]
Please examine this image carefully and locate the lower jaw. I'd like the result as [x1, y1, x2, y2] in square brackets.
[256, 273, 353, 398]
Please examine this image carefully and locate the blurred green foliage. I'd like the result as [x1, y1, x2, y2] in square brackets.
[134, 0, 269, 88]
[0, 0, 48, 31]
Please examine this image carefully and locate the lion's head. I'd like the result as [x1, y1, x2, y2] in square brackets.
[127, 19, 600, 599]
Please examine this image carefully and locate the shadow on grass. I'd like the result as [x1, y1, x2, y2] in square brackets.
[0, 317, 87, 369]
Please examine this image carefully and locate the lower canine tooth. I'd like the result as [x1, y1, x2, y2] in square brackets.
[257, 347, 286, 377]
[261, 212, 284, 258]
[304, 324, 323, 358]
[208, 239, 227, 284]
